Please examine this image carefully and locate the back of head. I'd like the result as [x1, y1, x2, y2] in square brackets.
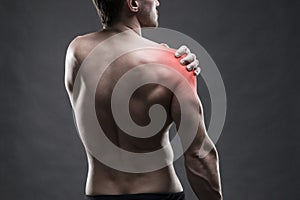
[92, 0, 126, 28]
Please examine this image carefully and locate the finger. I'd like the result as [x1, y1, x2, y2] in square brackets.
[175, 45, 190, 57]
[193, 67, 201, 76]
[180, 53, 196, 65]
[160, 43, 169, 48]
[186, 60, 200, 71]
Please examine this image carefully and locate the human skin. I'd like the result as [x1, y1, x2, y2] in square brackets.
[64, 0, 222, 199]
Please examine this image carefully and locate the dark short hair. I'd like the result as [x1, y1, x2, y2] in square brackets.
[92, 0, 126, 27]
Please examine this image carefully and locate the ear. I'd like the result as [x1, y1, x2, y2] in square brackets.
[127, 0, 139, 13]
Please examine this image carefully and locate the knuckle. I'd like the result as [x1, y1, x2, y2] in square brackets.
[181, 45, 187, 49]
[191, 53, 196, 58]
[186, 54, 192, 59]
[183, 46, 190, 52]
[193, 63, 199, 69]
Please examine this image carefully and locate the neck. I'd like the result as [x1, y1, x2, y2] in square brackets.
[103, 16, 142, 36]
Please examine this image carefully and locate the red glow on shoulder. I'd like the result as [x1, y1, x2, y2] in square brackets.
[160, 49, 197, 91]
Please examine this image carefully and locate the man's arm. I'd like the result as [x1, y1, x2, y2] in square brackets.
[170, 74, 222, 200]
[64, 37, 81, 97]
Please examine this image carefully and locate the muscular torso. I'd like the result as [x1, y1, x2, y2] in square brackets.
[65, 29, 188, 195]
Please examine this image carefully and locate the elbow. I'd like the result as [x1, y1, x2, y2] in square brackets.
[185, 143, 219, 161]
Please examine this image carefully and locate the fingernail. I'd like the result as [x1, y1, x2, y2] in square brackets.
[181, 60, 185, 64]
[175, 53, 180, 57]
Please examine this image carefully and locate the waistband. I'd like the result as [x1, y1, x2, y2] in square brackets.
[85, 191, 185, 200]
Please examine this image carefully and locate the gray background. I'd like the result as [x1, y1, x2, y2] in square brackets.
[0, 0, 299, 199]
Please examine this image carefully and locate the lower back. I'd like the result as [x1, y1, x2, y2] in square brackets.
[85, 154, 183, 195]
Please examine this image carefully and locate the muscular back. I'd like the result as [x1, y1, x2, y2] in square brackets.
[65, 30, 196, 195]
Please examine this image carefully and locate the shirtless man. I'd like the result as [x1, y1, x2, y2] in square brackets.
[64, 0, 222, 199]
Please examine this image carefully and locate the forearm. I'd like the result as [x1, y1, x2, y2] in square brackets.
[184, 147, 223, 200]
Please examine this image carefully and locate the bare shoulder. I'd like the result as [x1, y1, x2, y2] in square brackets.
[66, 32, 102, 64]
[64, 33, 99, 94]
[130, 47, 197, 90]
